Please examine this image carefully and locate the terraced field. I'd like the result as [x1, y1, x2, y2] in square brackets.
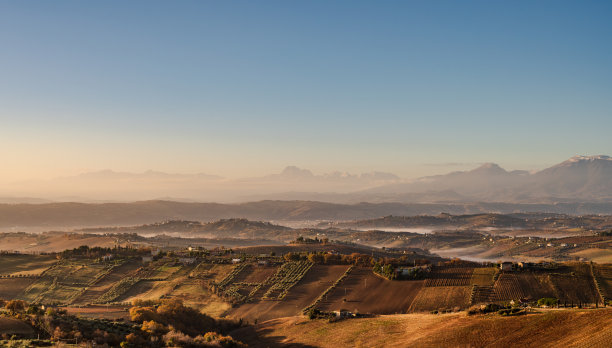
[19, 262, 113, 304]
[72, 261, 142, 305]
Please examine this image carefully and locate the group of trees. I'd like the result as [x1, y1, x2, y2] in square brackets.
[125, 299, 245, 347]
[0, 298, 244, 347]
[58, 245, 147, 260]
[292, 236, 329, 245]
[283, 251, 432, 269]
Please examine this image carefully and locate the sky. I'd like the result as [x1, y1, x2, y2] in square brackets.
[1, 0, 611, 182]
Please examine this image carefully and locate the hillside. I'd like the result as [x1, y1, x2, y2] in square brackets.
[2, 200, 612, 230]
[231, 309, 612, 347]
[327, 213, 612, 230]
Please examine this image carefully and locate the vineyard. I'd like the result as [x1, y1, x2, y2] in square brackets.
[424, 266, 475, 287]
[470, 267, 497, 286]
[18, 262, 115, 305]
[262, 261, 313, 300]
[491, 272, 555, 302]
[592, 264, 612, 302]
[548, 263, 600, 304]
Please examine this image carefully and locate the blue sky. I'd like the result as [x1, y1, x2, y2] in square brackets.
[1, 1, 611, 181]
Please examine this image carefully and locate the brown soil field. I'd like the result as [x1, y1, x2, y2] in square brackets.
[548, 263, 600, 304]
[425, 266, 474, 287]
[0, 254, 56, 276]
[0, 317, 36, 337]
[409, 286, 471, 312]
[231, 308, 612, 348]
[317, 267, 425, 315]
[492, 272, 555, 302]
[0, 278, 36, 300]
[228, 264, 350, 322]
[235, 264, 278, 283]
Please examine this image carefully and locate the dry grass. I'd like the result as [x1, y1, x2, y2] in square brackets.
[231, 308, 612, 348]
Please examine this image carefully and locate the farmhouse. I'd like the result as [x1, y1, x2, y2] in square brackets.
[333, 309, 354, 318]
[500, 262, 513, 271]
[232, 258, 242, 264]
[102, 254, 114, 261]
[518, 262, 534, 269]
[179, 257, 196, 265]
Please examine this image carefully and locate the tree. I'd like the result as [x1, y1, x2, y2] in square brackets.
[5, 300, 26, 313]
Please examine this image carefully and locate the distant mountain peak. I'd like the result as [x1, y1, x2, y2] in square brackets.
[567, 155, 611, 162]
[471, 163, 507, 174]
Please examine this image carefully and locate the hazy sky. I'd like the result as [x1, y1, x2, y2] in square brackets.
[1, 1, 611, 182]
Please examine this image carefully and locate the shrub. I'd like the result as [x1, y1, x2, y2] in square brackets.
[537, 298, 558, 307]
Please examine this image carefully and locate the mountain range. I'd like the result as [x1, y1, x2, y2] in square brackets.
[1, 155, 611, 204]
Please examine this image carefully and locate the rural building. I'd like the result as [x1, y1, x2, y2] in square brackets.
[232, 258, 242, 264]
[151, 249, 161, 256]
[333, 309, 354, 318]
[257, 260, 270, 266]
[518, 262, 535, 269]
[179, 257, 196, 265]
[500, 262, 513, 271]
[102, 254, 114, 261]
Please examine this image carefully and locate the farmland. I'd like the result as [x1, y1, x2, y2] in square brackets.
[316, 267, 425, 314]
[492, 272, 556, 303]
[231, 308, 612, 348]
[0, 253, 56, 276]
[228, 264, 351, 322]
[410, 286, 472, 312]
[593, 264, 612, 301]
[548, 263, 601, 304]
[470, 267, 497, 286]
[425, 266, 475, 287]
